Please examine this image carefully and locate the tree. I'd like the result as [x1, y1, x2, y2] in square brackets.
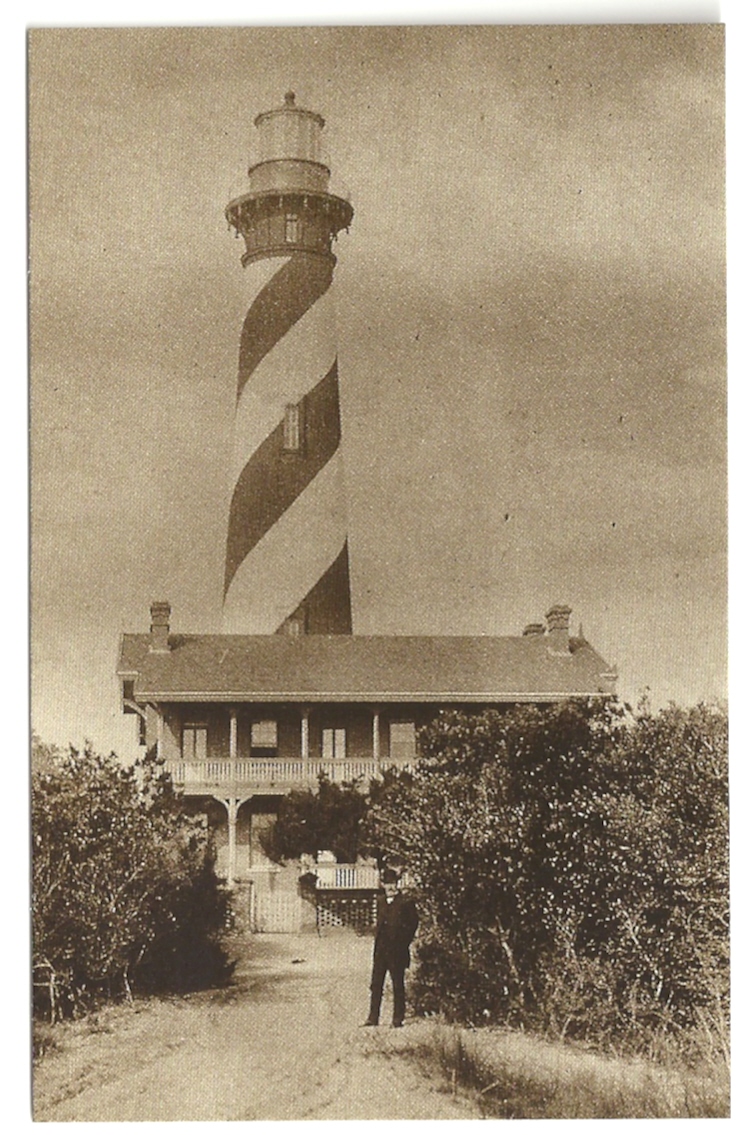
[598, 702, 729, 1041]
[363, 699, 729, 1055]
[262, 773, 369, 863]
[32, 741, 233, 1019]
[31, 731, 63, 774]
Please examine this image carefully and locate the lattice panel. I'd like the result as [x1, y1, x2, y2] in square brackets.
[316, 893, 377, 930]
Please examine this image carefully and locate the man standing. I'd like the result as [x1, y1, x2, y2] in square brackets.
[363, 867, 419, 1028]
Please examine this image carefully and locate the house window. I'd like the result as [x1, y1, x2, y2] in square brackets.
[251, 719, 278, 756]
[285, 213, 299, 243]
[182, 724, 207, 761]
[389, 721, 416, 763]
[322, 727, 346, 760]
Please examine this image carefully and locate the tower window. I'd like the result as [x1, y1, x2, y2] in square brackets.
[282, 613, 306, 636]
[251, 720, 278, 756]
[182, 724, 208, 761]
[322, 728, 346, 760]
[283, 403, 303, 451]
[285, 214, 299, 243]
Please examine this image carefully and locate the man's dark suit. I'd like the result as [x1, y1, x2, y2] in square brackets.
[366, 891, 419, 1027]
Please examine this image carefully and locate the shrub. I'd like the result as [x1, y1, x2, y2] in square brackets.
[363, 699, 728, 1057]
[261, 772, 368, 863]
[32, 741, 233, 1019]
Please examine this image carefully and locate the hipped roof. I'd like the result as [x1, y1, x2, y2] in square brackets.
[118, 633, 615, 704]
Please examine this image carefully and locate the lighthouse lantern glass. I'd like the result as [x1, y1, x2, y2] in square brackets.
[257, 111, 324, 166]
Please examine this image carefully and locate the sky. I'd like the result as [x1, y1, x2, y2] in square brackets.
[29, 21, 726, 760]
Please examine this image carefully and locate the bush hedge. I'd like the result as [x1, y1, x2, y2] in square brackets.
[363, 699, 728, 1058]
[32, 741, 233, 1020]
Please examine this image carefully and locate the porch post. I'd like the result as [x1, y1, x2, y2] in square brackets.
[226, 712, 239, 887]
[229, 707, 238, 786]
[372, 708, 380, 776]
[301, 707, 310, 773]
[226, 798, 238, 888]
[156, 707, 164, 761]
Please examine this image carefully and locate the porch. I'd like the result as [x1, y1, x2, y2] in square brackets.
[314, 861, 380, 890]
[154, 702, 419, 794]
[165, 757, 382, 795]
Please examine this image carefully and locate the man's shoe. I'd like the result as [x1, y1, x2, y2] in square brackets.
[361, 1019, 378, 1027]
[391, 1020, 404, 1028]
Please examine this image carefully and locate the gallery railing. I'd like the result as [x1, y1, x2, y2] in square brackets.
[164, 757, 383, 788]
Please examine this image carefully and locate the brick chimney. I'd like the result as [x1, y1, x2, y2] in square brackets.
[149, 601, 171, 653]
[545, 604, 572, 654]
[523, 622, 545, 637]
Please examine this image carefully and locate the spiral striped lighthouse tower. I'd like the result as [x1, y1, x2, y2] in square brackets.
[223, 92, 354, 635]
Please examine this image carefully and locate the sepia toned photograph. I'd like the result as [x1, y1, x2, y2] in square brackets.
[29, 21, 727, 1121]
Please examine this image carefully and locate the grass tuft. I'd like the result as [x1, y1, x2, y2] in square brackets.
[32, 1021, 59, 1062]
[404, 1020, 729, 1119]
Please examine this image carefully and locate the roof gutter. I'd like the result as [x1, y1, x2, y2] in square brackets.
[132, 688, 614, 704]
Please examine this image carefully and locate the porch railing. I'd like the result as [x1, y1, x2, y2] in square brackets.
[315, 862, 380, 890]
[164, 758, 383, 789]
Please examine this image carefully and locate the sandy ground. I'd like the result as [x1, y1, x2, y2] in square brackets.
[33, 930, 478, 1121]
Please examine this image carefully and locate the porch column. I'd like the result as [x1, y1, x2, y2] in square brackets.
[301, 707, 310, 773]
[229, 707, 238, 786]
[226, 798, 239, 888]
[156, 707, 164, 761]
[372, 708, 381, 776]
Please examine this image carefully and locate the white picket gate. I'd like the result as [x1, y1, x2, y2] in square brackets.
[250, 887, 303, 933]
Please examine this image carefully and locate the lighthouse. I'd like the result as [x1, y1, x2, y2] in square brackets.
[223, 92, 354, 635]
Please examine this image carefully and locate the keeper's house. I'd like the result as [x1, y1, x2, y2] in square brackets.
[118, 600, 615, 896]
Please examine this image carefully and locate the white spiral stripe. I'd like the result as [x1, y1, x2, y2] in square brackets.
[231, 284, 337, 482]
[241, 254, 291, 309]
[222, 451, 347, 634]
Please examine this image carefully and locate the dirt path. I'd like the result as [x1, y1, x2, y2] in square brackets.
[34, 931, 478, 1121]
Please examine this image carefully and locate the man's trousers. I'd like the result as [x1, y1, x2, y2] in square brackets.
[368, 956, 406, 1025]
